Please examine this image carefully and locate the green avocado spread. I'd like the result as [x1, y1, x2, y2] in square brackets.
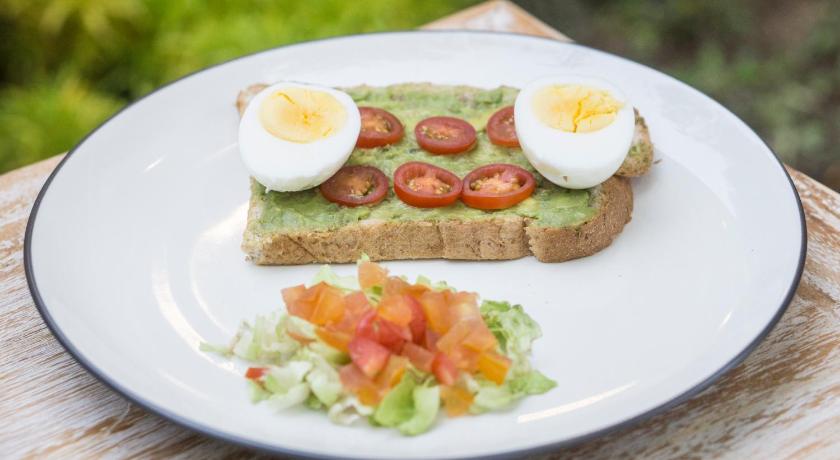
[251, 84, 600, 232]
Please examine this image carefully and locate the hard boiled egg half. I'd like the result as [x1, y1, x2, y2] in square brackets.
[514, 75, 634, 189]
[239, 82, 361, 192]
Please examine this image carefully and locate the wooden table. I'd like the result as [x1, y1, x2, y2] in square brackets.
[2, 1, 838, 458]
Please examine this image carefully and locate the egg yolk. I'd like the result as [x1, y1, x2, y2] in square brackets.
[533, 85, 623, 133]
[259, 88, 347, 143]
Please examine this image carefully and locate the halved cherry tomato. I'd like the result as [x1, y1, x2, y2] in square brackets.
[358, 261, 388, 290]
[403, 342, 435, 373]
[486, 106, 520, 148]
[432, 352, 459, 385]
[357, 107, 404, 148]
[415, 116, 477, 154]
[477, 351, 511, 385]
[348, 336, 391, 378]
[393, 162, 462, 208]
[245, 367, 268, 380]
[461, 164, 536, 210]
[320, 165, 388, 207]
[441, 384, 474, 417]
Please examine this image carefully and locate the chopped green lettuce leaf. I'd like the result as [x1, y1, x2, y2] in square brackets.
[308, 264, 360, 292]
[397, 384, 440, 436]
[247, 380, 270, 403]
[373, 375, 417, 427]
[508, 370, 557, 395]
[372, 375, 441, 435]
[328, 396, 374, 425]
[480, 300, 542, 360]
[198, 341, 231, 356]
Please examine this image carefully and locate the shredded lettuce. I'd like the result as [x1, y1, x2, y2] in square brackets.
[372, 375, 441, 435]
[307, 264, 360, 292]
[201, 258, 555, 436]
[328, 396, 374, 425]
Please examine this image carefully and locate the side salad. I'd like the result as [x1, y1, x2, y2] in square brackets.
[202, 258, 555, 435]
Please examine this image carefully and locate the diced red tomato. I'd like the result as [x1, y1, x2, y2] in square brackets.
[432, 352, 459, 386]
[461, 323, 497, 352]
[441, 384, 474, 417]
[448, 345, 480, 372]
[329, 291, 371, 336]
[404, 283, 430, 300]
[358, 261, 388, 290]
[339, 364, 381, 406]
[403, 342, 435, 373]
[436, 319, 476, 354]
[444, 291, 481, 325]
[316, 326, 353, 352]
[383, 276, 410, 297]
[375, 355, 408, 389]
[309, 283, 346, 326]
[281, 284, 306, 308]
[418, 290, 449, 334]
[356, 310, 410, 352]
[405, 295, 427, 344]
[425, 329, 440, 352]
[244, 367, 268, 380]
[348, 336, 391, 378]
[378, 294, 413, 326]
[477, 351, 511, 385]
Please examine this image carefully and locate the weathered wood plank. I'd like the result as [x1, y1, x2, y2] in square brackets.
[2, 2, 839, 458]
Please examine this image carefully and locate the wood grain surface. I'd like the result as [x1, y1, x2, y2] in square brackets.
[2, 1, 839, 458]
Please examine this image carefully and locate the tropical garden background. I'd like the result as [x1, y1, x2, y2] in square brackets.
[2, 0, 838, 190]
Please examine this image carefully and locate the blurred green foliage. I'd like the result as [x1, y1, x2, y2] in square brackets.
[517, 0, 840, 190]
[0, 0, 476, 173]
[2, 0, 839, 191]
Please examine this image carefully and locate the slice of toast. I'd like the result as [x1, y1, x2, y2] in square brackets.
[238, 83, 652, 265]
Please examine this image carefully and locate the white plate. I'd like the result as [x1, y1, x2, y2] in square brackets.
[25, 31, 804, 459]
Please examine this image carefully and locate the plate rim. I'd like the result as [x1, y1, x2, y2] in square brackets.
[23, 29, 807, 460]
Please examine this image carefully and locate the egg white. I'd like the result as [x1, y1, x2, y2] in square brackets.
[514, 75, 635, 189]
[238, 82, 361, 192]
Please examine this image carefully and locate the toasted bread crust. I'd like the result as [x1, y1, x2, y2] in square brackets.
[238, 83, 646, 265]
[242, 176, 632, 265]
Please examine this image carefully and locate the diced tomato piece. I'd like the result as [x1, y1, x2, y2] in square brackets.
[425, 329, 440, 351]
[356, 310, 409, 352]
[244, 367, 268, 380]
[339, 364, 381, 406]
[375, 355, 408, 389]
[403, 342, 435, 373]
[405, 295, 427, 344]
[344, 291, 371, 315]
[404, 282, 430, 299]
[436, 319, 476, 354]
[377, 319, 411, 352]
[283, 284, 313, 320]
[358, 261, 388, 290]
[444, 291, 481, 325]
[418, 290, 450, 334]
[477, 351, 511, 385]
[441, 384, 474, 417]
[281, 284, 306, 307]
[316, 326, 353, 352]
[348, 336, 391, 378]
[448, 345, 480, 372]
[383, 276, 410, 297]
[432, 352, 459, 386]
[308, 283, 346, 326]
[461, 323, 497, 352]
[378, 294, 413, 326]
[330, 291, 372, 334]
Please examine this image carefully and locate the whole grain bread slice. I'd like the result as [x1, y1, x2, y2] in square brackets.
[237, 83, 650, 265]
